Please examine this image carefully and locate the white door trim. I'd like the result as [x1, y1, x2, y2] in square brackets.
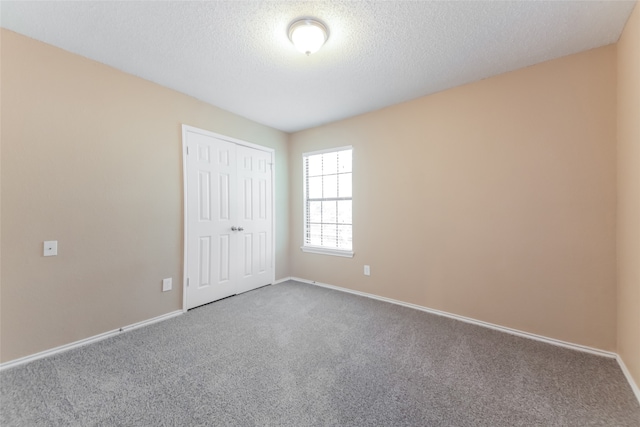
[181, 124, 276, 312]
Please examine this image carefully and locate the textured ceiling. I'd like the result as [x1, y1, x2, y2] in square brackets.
[1, 1, 636, 133]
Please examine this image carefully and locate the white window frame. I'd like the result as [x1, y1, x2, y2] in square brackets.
[301, 146, 354, 258]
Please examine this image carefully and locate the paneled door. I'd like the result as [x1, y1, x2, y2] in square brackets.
[183, 126, 274, 310]
[236, 145, 273, 294]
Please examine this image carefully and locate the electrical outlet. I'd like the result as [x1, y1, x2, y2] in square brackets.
[43, 241, 58, 256]
[162, 278, 172, 292]
[364, 265, 370, 276]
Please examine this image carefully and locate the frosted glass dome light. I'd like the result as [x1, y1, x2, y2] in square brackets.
[288, 18, 329, 55]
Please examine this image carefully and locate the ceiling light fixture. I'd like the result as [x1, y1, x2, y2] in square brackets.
[288, 18, 329, 56]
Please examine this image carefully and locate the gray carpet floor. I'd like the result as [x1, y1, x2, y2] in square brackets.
[1, 280, 639, 426]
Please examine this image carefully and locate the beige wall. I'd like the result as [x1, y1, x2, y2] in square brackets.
[0, 30, 290, 363]
[290, 46, 618, 351]
[1, 19, 633, 368]
[617, 4, 640, 389]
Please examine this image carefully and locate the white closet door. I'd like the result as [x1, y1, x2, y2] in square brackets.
[236, 145, 273, 294]
[185, 131, 238, 309]
[184, 127, 274, 310]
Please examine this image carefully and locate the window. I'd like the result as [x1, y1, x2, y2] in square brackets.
[302, 147, 353, 257]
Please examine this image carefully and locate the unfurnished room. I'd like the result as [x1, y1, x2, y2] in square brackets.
[1, 1, 639, 425]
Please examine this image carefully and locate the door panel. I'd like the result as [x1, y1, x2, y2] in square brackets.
[186, 131, 237, 309]
[185, 128, 273, 309]
[236, 145, 273, 294]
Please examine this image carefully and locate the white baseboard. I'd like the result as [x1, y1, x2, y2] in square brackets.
[617, 354, 640, 404]
[290, 277, 616, 359]
[0, 310, 183, 371]
[290, 277, 640, 405]
[4, 278, 638, 407]
[3, 279, 288, 370]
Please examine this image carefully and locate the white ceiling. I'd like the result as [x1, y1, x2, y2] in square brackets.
[1, 1, 636, 133]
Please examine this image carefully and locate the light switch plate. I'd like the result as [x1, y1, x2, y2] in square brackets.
[162, 278, 172, 292]
[44, 241, 58, 256]
[364, 265, 370, 276]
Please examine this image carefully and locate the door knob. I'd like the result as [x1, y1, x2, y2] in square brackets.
[238, 227, 244, 231]
[231, 226, 238, 231]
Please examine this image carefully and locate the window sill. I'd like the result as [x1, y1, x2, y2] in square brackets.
[301, 246, 354, 258]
